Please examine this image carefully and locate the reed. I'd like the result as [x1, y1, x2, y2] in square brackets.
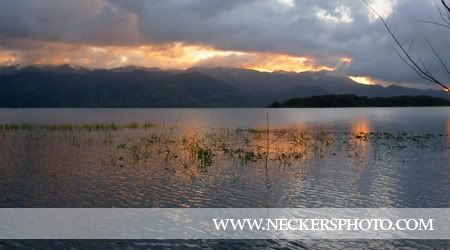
[0, 122, 156, 132]
[1, 122, 444, 177]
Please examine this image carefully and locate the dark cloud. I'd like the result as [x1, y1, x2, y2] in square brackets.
[0, 0, 448, 87]
[0, 0, 139, 45]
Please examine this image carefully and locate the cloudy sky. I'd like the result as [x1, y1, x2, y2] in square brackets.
[0, 0, 448, 88]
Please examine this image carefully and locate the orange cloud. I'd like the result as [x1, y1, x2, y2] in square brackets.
[0, 50, 19, 65]
[349, 75, 390, 86]
[349, 76, 376, 85]
[243, 54, 334, 73]
[4, 42, 396, 87]
[0, 41, 347, 74]
[340, 57, 352, 64]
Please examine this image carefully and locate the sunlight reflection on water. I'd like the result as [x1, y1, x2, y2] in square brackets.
[0, 108, 449, 249]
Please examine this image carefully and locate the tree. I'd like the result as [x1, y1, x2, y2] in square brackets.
[363, 0, 450, 92]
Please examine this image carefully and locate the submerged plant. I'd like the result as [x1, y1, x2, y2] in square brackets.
[197, 146, 213, 169]
[1, 121, 446, 181]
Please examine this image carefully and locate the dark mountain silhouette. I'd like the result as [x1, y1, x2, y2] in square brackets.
[194, 67, 449, 105]
[0, 65, 448, 107]
[0, 66, 246, 107]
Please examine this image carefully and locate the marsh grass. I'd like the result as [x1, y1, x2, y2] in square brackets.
[1, 122, 447, 178]
[0, 122, 156, 132]
[0, 123, 34, 130]
[118, 128, 339, 175]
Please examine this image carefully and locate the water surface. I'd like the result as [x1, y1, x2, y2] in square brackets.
[0, 108, 449, 249]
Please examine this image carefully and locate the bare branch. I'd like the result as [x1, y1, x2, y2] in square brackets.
[442, 0, 450, 14]
[363, 0, 450, 92]
[393, 47, 428, 79]
[437, 3, 450, 25]
[415, 1, 450, 29]
[416, 19, 450, 29]
[407, 37, 415, 54]
[441, 0, 450, 27]
[426, 39, 450, 77]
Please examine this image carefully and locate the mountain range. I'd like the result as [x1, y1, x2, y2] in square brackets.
[0, 65, 448, 107]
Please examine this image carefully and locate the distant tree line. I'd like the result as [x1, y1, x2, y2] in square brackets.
[270, 95, 450, 108]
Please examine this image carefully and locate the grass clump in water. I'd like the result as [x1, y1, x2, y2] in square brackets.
[81, 123, 120, 132]
[0, 123, 34, 130]
[0, 122, 157, 132]
[197, 147, 214, 169]
[40, 124, 74, 131]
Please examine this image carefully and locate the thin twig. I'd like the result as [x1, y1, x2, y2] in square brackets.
[442, 0, 450, 14]
[426, 39, 450, 77]
[363, 0, 450, 92]
[416, 19, 450, 29]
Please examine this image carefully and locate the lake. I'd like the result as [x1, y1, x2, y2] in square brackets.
[0, 108, 449, 249]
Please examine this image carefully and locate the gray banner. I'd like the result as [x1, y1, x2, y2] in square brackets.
[0, 208, 448, 239]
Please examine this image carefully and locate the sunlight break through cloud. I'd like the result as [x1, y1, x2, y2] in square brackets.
[0, 41, 346, 73]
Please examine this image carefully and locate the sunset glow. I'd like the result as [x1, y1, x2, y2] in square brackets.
[351, 117, 371, 178]
[340, 57, 353, 64]
[0, 42, 341, 73]
[0, 51, 18, 65]
[352, 117, 371, 135]
[448, 119, 450, 145]
[243, 54, 335, 73]
[0, 41, 398, 86]
[0, 0, 446, 89]
[349, 76, 377, 85]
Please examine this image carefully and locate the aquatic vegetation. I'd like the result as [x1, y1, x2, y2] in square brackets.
[143, 122, 156, 129]
[197, 147, 214, 171]
[0, 123, 33, 130]
[82, 123, 119, 132]
[0, 122, 156, 132]
[114, 127, 445, 176]
[223, 147, 260, 166]
[40, 124, 74, 131]
[1, 122, 447, 179]
[71, 135, 81, 148]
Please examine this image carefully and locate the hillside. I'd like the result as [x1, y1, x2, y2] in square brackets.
[0, 66, 247, 107]
[0, 65, 448, 107]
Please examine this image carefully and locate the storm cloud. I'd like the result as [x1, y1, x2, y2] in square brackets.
[0, 0, 448, 88]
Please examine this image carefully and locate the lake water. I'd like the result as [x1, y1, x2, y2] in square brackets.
[0, 108, 449, 249]
[0, 107, 449, 132]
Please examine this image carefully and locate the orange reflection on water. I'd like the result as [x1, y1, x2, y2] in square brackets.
[351, 117, 371, 179]
[352, 117, 371, 135]
[447, 119, 450, 147]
